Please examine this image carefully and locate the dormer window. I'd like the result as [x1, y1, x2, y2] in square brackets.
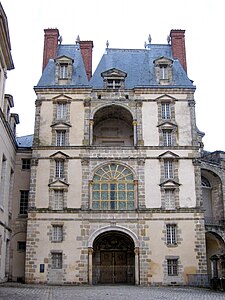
[101, 68, 127, 90]
[55, 56, 74, 85]
[159, 64, 168, 80]
[107, 79, 121, 89]
[59, 64, 68, 79]
[154, 57, 173, 85]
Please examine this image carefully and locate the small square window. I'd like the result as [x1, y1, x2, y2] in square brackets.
[22, 159, 31, 170]
[17, 241, 26, 252]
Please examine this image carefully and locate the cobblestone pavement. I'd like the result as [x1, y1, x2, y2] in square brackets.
[0, 283, 225, 300]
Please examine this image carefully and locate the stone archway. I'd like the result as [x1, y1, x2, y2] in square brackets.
[92, 231, 135, 284]
[206, 232, 225, 278]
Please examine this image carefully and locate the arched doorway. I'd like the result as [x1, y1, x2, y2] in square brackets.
[92, 231, 135, 284]
[206, 232, 225, 278]
[92, 105, 134, 146]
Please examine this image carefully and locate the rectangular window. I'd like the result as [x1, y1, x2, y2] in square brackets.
[166, 224, 177, 245]
[17, 241, 26, 252]
[19, 190, 29, 214]
[163, 130, 172, 146]
[22, 158, 31, 170]
[160, 65, 168, 79]
[107, 79, 121, 89]
[164, 160, 173, 179]
[55, 160, 64, 178]
[59, 64, 68, 79]
[52, 225, 63, 242]
[56, 103, 67, 120]
[167, 259, 178, 276]
[0, 156, 7, 208]
[165, 190, 175, 210]
[56, 131, 66, 146]
[53, 190, 64, 210]
[161, 103, 171, 119]
[52, 252, 62, 269]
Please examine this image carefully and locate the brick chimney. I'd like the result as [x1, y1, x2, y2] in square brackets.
[170, 29, 187, 73]
[42, 28, 59, 72]
[79, 41, 94, 81]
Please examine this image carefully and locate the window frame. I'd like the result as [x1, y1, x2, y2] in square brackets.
[17, 241, 26, 252]
[163, 129, 172, 146]
[56, 130, 66, 146]
[164, 160, 173, 179]
[21, 158, 31, 170]
[51, 252, 63, 269]
[52, 225, 63, 242]
[19, 190, 29, 215]
[167, 259, 178, 276]
[55, 160, 65, 179]
[56, 103, 67, 120]
[161, 103, 171, 120]
[166, 224, 177, 245]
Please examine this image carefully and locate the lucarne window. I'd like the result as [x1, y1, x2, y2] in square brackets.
[92, 163, 135, 210]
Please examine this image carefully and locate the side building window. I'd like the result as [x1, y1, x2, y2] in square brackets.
[19, 190, 29, 215]
[92, 163, 135, 210]
[22, 159, 31, 170]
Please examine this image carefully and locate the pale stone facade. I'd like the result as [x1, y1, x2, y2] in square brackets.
[1, 4, 225, 285]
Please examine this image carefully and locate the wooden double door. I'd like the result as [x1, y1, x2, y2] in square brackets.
[92, 231, 135, 284]
[100, 251, 127, 283]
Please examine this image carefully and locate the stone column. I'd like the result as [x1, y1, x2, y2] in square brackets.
[133, 120, 137, 146]
[134, 247, 139, 285]
[88, 247, 93, 284]
[89, 120, 94, 145]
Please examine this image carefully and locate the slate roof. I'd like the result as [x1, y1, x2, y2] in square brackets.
[16, 134, 33, 148]
[90, 45, 193, 89]
[36, 43, 194, 89]
[36, 44, 90, 88]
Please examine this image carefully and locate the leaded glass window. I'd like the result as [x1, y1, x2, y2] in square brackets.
[92, 163, 135, 210]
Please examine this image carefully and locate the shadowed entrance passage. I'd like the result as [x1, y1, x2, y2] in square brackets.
[92, 231, 135, 284]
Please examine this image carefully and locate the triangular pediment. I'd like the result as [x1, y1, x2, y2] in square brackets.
[55, 55, 74, 63]
[51, 121, 71, 128]
[155, 94, 176, 102]
[159, 179, 180, 188]
[48, 179, 69, 188]
[158, 151, 179, 159]
[50, 151, 69, 159]
[52, 94, 72, 101]
[157, 121, 177, 128]
[153, 56, 173, 65]
[101, 68, 127, 78]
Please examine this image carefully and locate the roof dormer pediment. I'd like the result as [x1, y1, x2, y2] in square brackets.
[101, 68, 127, 79]
[55, 55, 74, 64]
[153, 56, 173, 65]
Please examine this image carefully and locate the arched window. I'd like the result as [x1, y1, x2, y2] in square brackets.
[92, 163, 134, 210]
[201, 176, 211, 187]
